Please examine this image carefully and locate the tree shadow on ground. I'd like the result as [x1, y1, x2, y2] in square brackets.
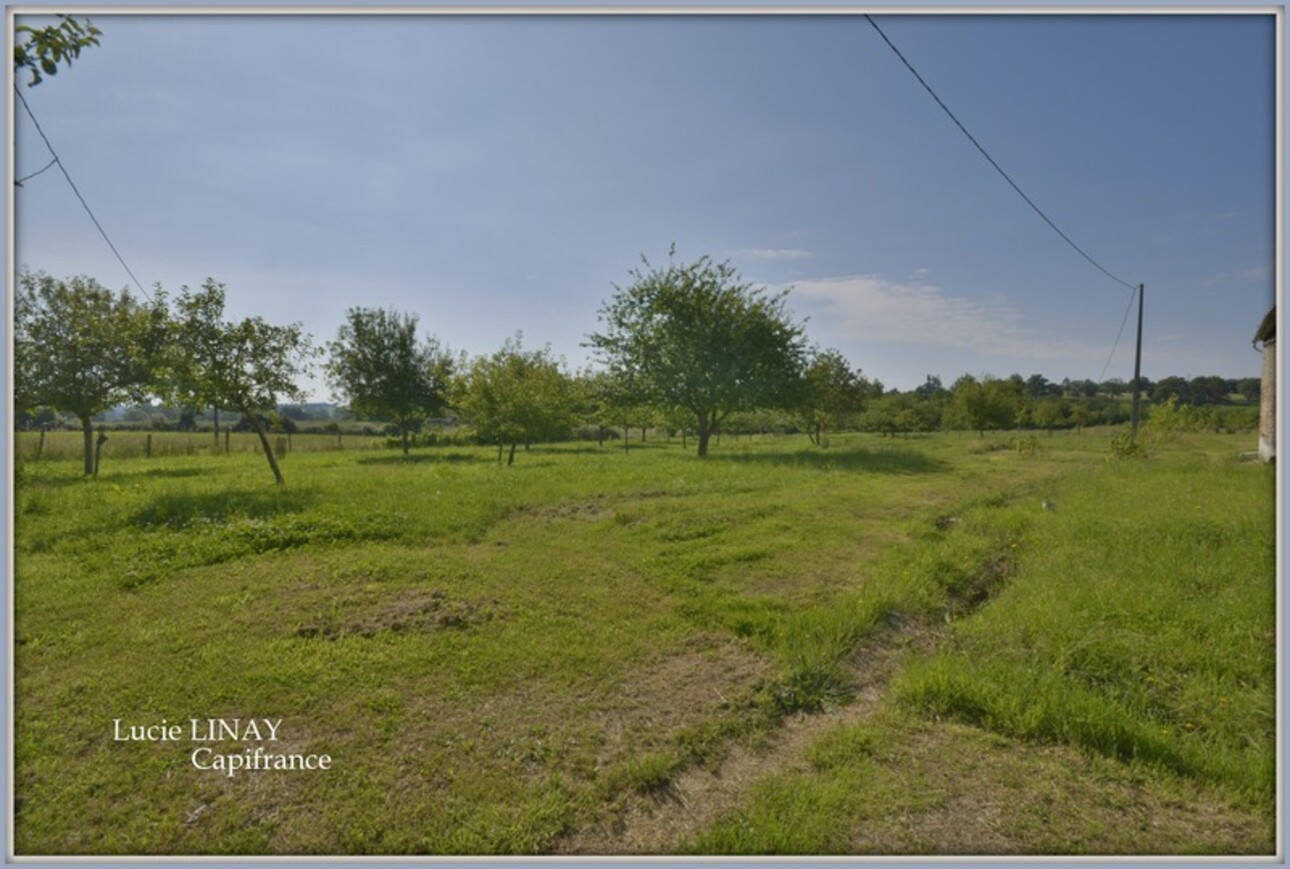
[18, 465, 210, 490]
[713, 446, 950, 474]
[355, 451, 485, 467]
[131, 486, 317, 529]
[126, 466, 209, 482]
[526, 442, 676, 456]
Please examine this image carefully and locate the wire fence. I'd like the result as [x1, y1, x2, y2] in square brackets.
[13, 429, 391, 463]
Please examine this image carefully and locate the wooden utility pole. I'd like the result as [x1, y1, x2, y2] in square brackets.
[1130, 283, 1145, 437]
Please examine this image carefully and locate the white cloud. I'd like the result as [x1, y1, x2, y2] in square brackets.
[787, 274, 1106, 361]
[743, 248, 813, 261]
[1243, 265, 1271, 281]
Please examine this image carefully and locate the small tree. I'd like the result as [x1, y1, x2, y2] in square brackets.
[946, 374, 1019, 437]
[453, 335, 575, 465]
[163, 280, 315, 485]
[589, 252, 809, 457]
[15, 271, 166, 475]
[798, 348, 867, 446]
[326, 307, 452, 456]
[1031, 397, 1068, 435]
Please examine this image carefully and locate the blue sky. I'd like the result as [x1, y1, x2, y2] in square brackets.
[11, 10, 1278, 399]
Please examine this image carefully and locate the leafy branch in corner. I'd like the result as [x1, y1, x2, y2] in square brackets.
[14, 15, 102, 87]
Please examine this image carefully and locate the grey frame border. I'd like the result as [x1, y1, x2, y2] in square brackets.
[3, 4, 1283, 864]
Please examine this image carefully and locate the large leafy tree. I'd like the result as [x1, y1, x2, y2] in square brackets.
[15, 271, 167, 476]
[588, 253, 809, 457]
[326, 307, 452, 456]
[163, 280, 316, 485]
[453, 334, 574, 466]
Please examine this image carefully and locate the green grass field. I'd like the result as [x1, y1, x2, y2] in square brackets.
[11, 429, 1277, 855]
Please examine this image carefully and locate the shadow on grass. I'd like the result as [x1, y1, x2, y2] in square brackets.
[123, 466, 208, 482]
[714, 447, 949, 474]
[355, 451, 486, 466]
[18, 464, 212, 490]
[526, 441, 678, 456]
[131, 487, 317, 528]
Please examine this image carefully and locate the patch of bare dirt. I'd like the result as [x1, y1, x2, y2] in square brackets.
[294, 589, 508, 640]
[584, 633, 775, 761]
[519, 496, 614, 523]
[557, 618, 937, 855]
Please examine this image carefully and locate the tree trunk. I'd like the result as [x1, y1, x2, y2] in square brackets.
[80, 417, 94, 476]
[507, 442, 517, 466]
[213, 407, 220, 450]
[597, 426, 605, 447]
[697, 425, 712, 457]
[246, 408, 285, 485]
[401, 426, 410, 456]
[623, 426, 629, 452]
[37, 426, 46, 461]
[640, 426, 646, 442]
[93, 425, 108, 474]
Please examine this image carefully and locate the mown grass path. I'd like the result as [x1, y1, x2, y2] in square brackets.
[12, 431, 1275, 855]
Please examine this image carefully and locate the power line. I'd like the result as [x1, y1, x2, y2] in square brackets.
[1098, 283, 1138, 383]
[863, 15, 1138, 295]
[13, 83, 153, 303]
[15, 157, 57, 186]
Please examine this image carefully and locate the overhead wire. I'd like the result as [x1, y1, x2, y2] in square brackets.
[863, 14, 1138, 296]
[15, 157, 57, 186]
[1097, 284, 1138, 383]
[13, 83, 153, 303]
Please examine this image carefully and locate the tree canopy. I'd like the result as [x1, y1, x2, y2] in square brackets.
[326, 307, 452, 455]
[16, 271, 166, 475]
[452, 334, 575, 465]
[798, 348, 869, 446]
[163, 279, 316, 484]
[588, 253, 809, 456]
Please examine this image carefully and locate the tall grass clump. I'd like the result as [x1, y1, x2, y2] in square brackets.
[896, 452, 1275, 803]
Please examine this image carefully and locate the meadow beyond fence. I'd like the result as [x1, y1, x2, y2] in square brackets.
[10, 430, 1276, 856]
[14, 429, 390, 462]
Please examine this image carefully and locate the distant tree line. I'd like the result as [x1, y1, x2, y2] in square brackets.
[14, 262, 1263, 484]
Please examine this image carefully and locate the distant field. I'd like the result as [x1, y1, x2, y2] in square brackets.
[14, 429, 390, 461]
[10, 430, 1276, 855]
